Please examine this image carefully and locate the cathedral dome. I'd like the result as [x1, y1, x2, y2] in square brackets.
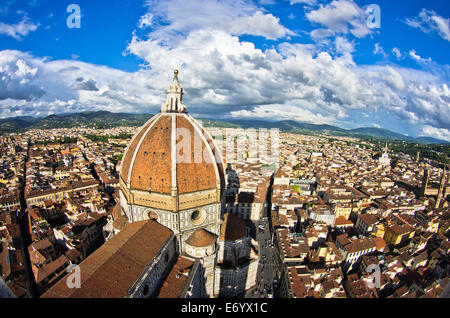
[119, 70, 225, 206]
[185, 228, 217, 247]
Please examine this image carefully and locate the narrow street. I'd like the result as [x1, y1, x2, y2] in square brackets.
[18, 139, 38, 297]
[245, 176, 279, 298]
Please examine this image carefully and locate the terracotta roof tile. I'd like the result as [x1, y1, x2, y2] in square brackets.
[130, 115, 172, 193]
[185, 229, 216, 247]
[176, 115, 216, 194]
[121, 113, 222, 195]
[157, 256, 195, 298]
[121, 116, 159, 183]
[41, 220, 173, 298]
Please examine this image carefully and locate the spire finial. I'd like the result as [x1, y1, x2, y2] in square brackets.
[161, 69, 186, 113]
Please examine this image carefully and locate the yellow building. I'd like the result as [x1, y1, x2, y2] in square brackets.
[333, 203, 352, 220]
[383, 223, 415, 246]
[438, 219, 450, 235]
[371, 223, 385, 239]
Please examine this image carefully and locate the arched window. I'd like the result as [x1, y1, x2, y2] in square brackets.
[148, 210, 158, 221]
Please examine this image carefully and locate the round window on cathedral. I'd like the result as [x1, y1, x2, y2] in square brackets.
[148, 210, 158, 221]
[190, 209, 205, 225]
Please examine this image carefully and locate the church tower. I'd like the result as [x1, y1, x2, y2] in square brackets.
[379, 142, 390, 167]
[421, 165, 430, 197]
[435, 166, 447, 209]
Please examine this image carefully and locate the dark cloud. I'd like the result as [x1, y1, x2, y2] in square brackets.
[72, 78, 99, 91]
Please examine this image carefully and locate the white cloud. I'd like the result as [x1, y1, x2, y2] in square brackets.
[0, 0, 449, 142]
[421, 125, 450, 142]
[408, 49, 450, 81]
[305, 0, 372, 39]
[138, 12, 153, 29]
[0, 50, 161, 117]
[0, 16, 39, 40]
[409, 50, 431, 63]
[230, 104, 337, 125]
[226, 11, 294, 40]
[290, 0, 317, 5]
[125, 25, 450, 135]
[392, 47, 402, 59]
[373, 43, 387, 58]
[405, 8, 450, 41]
[140, 0, 293, 42]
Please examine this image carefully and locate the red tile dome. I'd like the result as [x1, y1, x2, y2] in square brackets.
[120, 71, 225, 196]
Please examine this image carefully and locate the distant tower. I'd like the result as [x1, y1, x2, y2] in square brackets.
[421, 166, 430, 197]
[379, 142, 390, 167]
[435, 166, 447, 209]
[416, 151, 420, 163]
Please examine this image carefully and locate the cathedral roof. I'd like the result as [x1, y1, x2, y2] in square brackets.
[156, 255, 195, 298]
[120, 71, 225, 196]
[41, 220, 173, 298]
[185, 228, 217, 247]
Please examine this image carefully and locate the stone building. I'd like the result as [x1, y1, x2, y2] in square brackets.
[214, 213, 259, 297]
[42, 220, 206, 298]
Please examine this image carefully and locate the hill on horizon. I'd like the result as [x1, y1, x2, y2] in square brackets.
[0, 111, 448, 145]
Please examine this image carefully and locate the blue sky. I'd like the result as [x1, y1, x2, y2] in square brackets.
[0, 0, 449, 140]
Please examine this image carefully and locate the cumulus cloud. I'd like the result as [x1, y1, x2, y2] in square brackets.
[0, 15, 39, 40]
[125, 23, 450, 141]
[138, 12, 153, 29]
[230, 104, 338, 125]
[405, 8, 450, 41]
[226, 11, 294, 40]
[392, 47, 402, 59]
[0, 54, 44, 100]
[421, 125, 450, 141]
[408, 50, 450, 81]
[71, 77, 99, 91]
[0, 50, 162, 118]
[409, 50, 431, 63]
[373, 43, 387, 58]
[290, 0, 317, 6]
[139, 0, 293, 42]
[0, 0, 449, 142]
[305, 0, 373, 39]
